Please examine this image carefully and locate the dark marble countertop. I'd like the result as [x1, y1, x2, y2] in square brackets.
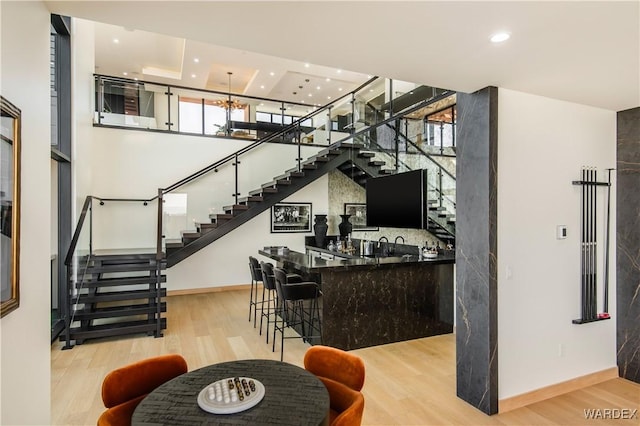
[259, 246, 455, 273]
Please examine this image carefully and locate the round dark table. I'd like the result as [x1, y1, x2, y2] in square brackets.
[132, 359, 330, 426]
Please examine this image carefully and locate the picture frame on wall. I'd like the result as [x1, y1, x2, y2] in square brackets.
[1, 96, 21, 318]
[344, 203, 377, 231]
[271, 202, 312, 233]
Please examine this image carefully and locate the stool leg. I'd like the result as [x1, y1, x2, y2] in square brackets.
[252, 281, 260, 328]
[249, 278, 254, 322]
[266, 290, 274, 344]
[259, 285, 267, 336]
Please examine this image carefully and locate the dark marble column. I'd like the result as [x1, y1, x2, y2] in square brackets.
[455, 87, 499, 414]
[616, 107, 640, 384]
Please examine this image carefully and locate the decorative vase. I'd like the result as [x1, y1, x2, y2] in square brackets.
[313, 215, 328, 248]
[338, 214, 352, 238]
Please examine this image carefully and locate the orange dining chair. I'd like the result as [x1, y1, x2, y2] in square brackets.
[97, 354, 188, 426]
[304, 345, 365, 426]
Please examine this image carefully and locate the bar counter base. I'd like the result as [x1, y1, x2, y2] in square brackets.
[320, 262, 454, 350]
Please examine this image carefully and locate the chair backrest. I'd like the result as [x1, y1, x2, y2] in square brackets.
[319, 376, 365, 426]
[101, 354, 188, 408]
[304, 345, 365, 392]
[260, 261, 276, 291]
[249, 256, 262, 281]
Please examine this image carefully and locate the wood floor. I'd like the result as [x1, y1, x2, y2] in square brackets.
[51, 288, 639, 425]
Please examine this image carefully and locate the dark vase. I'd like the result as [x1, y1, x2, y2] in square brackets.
[313, 215, 328, 248]
[338, 214, 352, 238]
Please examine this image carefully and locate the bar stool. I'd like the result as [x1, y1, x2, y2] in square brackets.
[260, 262, 303, 344]
[259, 262, 277, 343]
[248, 256, 263, 327]
[272, 267, 322, 361]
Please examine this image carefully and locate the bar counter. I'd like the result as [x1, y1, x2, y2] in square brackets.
[258, 246, 454, 350]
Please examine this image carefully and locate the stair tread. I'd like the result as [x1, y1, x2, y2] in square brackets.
[76, 288, 167, 302]
[238, 196, 264, 204]
[79, 275, 167, 288]
[85, 263, 164, 274]
[358, 152, 376, 158]
[223, 204, 250, 211]
[65, 319, 167, 340]
[72, 303, 167, 320]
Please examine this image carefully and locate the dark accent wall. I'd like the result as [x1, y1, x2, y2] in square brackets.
[616, 107, 640, 384]
[455, 87, 499, 414]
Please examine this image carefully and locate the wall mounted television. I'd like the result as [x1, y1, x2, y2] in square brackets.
[366, 169, 428, 229]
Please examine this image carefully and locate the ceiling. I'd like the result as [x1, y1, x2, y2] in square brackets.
[46, 1, 639, 112]
[92, 21, 373, 110]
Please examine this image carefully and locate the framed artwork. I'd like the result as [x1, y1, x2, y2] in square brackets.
[344, 203, 377, 231]
[1, 96, 21, 318]
[271, 202, 312, 233]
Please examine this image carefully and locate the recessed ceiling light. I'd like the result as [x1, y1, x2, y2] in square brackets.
[325, 78, 331, 82]
[259, 102, 264, 106]
[193, 58, 199, 63]
[269, 71, 275, 76]
[260, 85, 265, 89]
[338, 87, 343, 91]
[191, 74, 196, 78]
[336, 69, 342, 74]
[134, 78, 138, 81]
[113, 38, 119, 44]
[301, 100, 305, 103]
[122, 72, 128, 76]
[304, 63, 310, 68]
[316, 86, 321, 90]
[367, 75, 372, 79]
[308, 93, 312, 97]
[490, 32, 510, 43]
[327, 96, 331, 100]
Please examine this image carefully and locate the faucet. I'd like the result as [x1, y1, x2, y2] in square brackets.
[392, 236, 405, 255]
[377, 237, 389, 256]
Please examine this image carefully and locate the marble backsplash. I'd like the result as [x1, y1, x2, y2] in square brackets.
[326, 170, 447, 248]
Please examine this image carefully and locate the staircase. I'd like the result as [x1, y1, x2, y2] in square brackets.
[164, 142, 402, 266]
[63, 251, 166, 347]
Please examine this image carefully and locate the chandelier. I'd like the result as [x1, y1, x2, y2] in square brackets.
[213, 72, 247, 110]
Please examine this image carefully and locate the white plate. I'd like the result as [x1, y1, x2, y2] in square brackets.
[197, 377, 265, 415]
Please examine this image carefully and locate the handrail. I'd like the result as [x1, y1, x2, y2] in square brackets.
[64, 196, 93, 266]
[158, 76, 380, 197]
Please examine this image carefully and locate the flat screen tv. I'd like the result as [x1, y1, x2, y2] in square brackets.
[366, 169, 427, 229]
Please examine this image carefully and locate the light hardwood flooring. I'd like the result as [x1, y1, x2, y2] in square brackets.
[51, 288, 639, 425]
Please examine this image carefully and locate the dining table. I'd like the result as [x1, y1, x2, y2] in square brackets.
[131, 358, 330, 425]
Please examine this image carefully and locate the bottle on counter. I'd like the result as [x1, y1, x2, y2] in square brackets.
[336, 236, 343, 253]
[327, 240, 336, 251]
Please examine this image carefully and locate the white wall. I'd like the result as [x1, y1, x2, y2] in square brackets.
[497, 88, 617, 399]
[167, 175, 328, 289]
[86, 126, 322, 250]
[72, 18, 96, 220]
[0, 1, 51, 424]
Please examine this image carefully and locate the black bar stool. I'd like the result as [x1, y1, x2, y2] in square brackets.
[248, 256, 263, 327]
[259, 262, 277, 343]
[260, 262, 303, 344]
[272, 267, 322, 361]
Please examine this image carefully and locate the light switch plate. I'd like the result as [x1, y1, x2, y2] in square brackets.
[557, 225, 567, 239]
